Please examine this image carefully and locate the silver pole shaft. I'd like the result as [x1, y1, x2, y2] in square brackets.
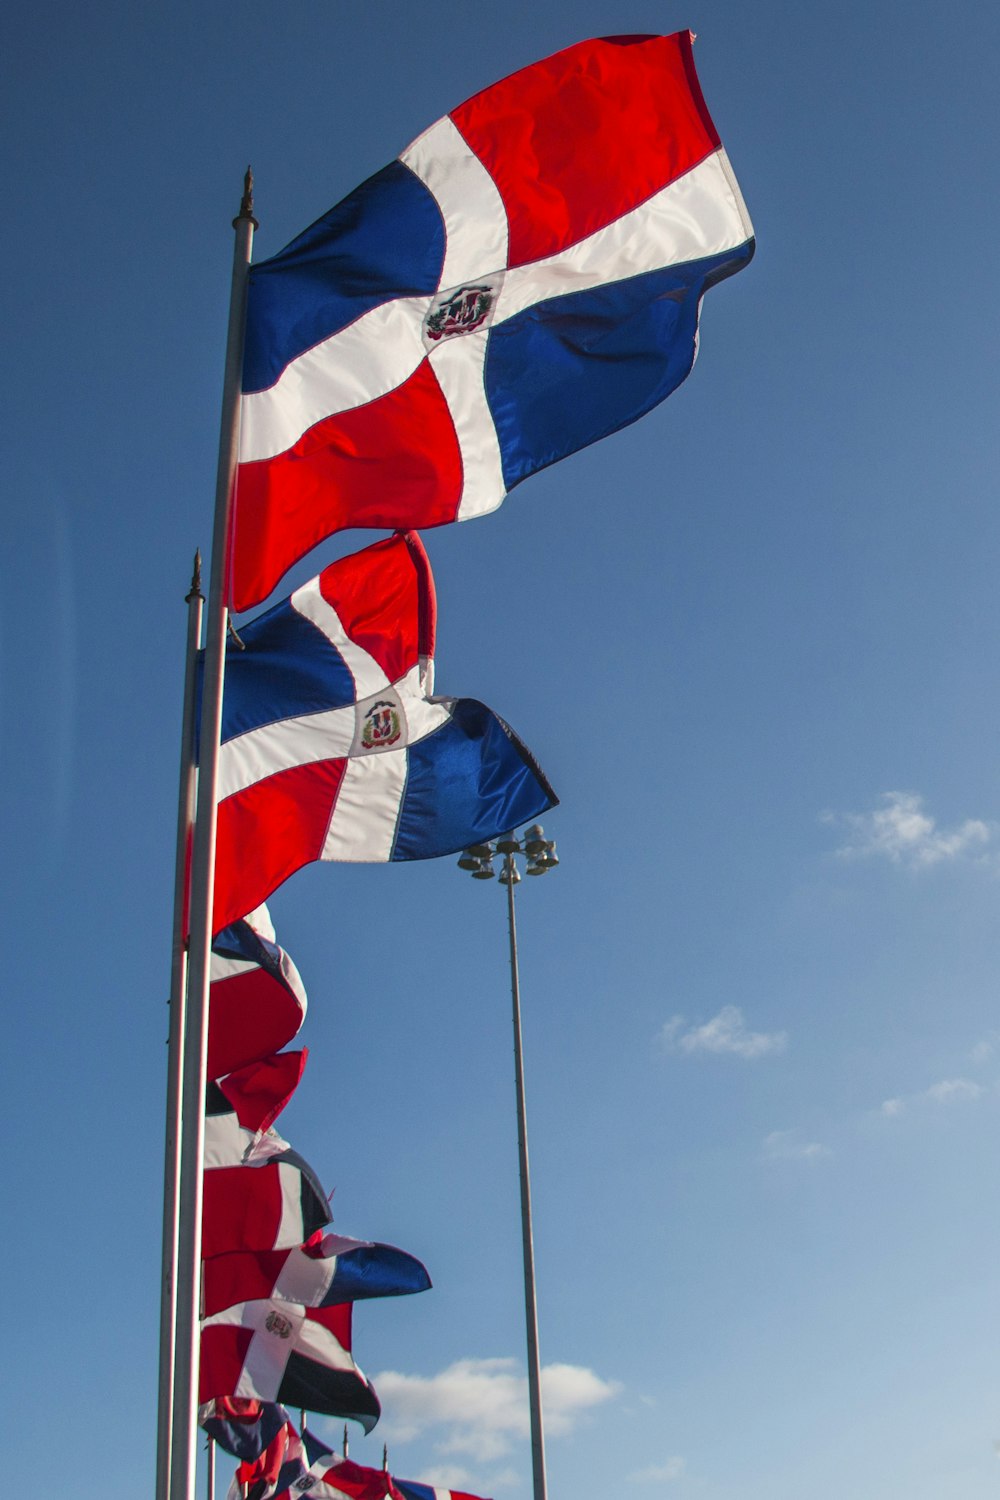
[169, 177, 256, 1500]
[505, 854, 548, 1500]
[155, 559, 204, 1500]
[206, 1437, 215, 1500]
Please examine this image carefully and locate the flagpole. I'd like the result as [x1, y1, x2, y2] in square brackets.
[156, 554, 204, 1500]
[169, 171, 256, 1500]
[505, 851, 548, 1500]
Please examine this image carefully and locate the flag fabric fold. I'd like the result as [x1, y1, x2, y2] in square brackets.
[203, 1230, 431, 1318]
[226, 1415, 309, 1500]
[200, 1299, 380, 1431]
[210, 905, 308, 1080]
[200, 1398, 289, 1462]
[276, 1450, 406, 1500]
[396, 1483, 491, 1500]
[214, 1051, 308, 1140]
[274, 1446, 493, 1500]
[203, 1075, 331, 1258]
[211, 531, 556, 934]
[230, 31, 754, 610]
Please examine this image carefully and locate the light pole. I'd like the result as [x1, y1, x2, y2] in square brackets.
[457, 824, 559, 1500]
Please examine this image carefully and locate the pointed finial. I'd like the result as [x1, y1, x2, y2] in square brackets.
[186, 549, 203, 602]
[382, 1444, 388, 1472]
[234, 165, 259, 229]
[343, 1424, 349, 1458]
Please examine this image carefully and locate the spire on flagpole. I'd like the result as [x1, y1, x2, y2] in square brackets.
[188, 550, 203, 603]
[236, 166, 259, 229]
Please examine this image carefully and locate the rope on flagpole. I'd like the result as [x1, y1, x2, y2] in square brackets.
[168, 171, 256, 1500]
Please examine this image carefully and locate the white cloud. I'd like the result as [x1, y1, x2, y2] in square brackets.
[880, 1077, 984, 1116]
[762, 1129, 831, 1162]
[629, 1458, 685, 1483]
[660, 1005, 787, 1060]
[824, 791, 993, 868]
[971, 1035, 997, 1064]
[416, 1464, 488, 1491]
[926, 1077, 984, 1104]
[373, 1358, 619, 1462]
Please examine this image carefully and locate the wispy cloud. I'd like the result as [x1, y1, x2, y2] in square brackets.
[660, 1005, 787, 1060]
[629, 1458, 685, 1483]
[970, 1033, 999, 1065]
[373, 1358, 619, 1462]
[823, 791, 993, 868]
[881, 1077, 985, 1116]
[762, 1129, 831, 1163]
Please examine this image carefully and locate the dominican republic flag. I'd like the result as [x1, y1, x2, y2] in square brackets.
[231, 31, 754, 610]
[200, 1398, 289, 1462]
[212, 1050, 308, 1140]
[396, 1482, 492, 1500]
[200, 1299, 380, 1431]
[224, 1416, 307, 1500]
[210, 905, 308, 1081]
[278, 1451, 406, 1500]
[203, 1230, 431, 1319]
[203, 1070, 330, 1259]
[227, 1416, 308, 1500]
[211, 531, 556, 935]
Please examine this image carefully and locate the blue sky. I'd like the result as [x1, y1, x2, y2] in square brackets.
[4, 2, 1000, 1497]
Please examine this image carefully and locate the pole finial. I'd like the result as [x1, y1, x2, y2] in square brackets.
[234, 166, 259, 230]
[343, 1424, 349, 1458]
[382, 1444, 388, 1472]
[186, 549, 203, 603]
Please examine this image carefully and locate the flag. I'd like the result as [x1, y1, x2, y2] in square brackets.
[213, 1051, 308, 1140]
[231, 31, 754, 609]
[203, 1230, 431, 1318]
[200, 1398, 289, 1462]
[200, 1298, 380, 1432]
[203, 1071, 331, 1258]
[397, 1482, 492, 1500]
[210, 905, 308, 1080]
[227, 1415, 309, 1500]
[277, 1451, 405, 1500]
[211, 531, 556, 934]
[277, 1451, 491, 1500]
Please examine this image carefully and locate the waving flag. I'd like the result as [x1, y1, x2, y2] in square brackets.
[200, 1299, 379, 1431]
[200, 1398, 289, 1462]
[203, 1073, 331, 1258]
[278, 1451, 406, 1500]
[210, 906, 308, 1080]
[231, 31, 754, 610]
[227, 1415, 308, 1500]
[212, 1051, 308, 1139]
[203, 1231, 431, 1318]
[211, 532, 555, 934]
[278, 1448, 492, 1500]
[396, 1482, 492, 1500]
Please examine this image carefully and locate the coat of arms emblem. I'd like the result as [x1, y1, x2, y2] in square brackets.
[425, 284, 495, 342]
[361, 699, 402, 750]
[264, 1311, 293, 1339]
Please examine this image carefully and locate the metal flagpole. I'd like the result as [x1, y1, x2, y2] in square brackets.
[169, 171, 257, 1500]
[156, 555, 205, 1500]
[206, 1435, 215, 1500]
[504, 850, 548, 1500]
